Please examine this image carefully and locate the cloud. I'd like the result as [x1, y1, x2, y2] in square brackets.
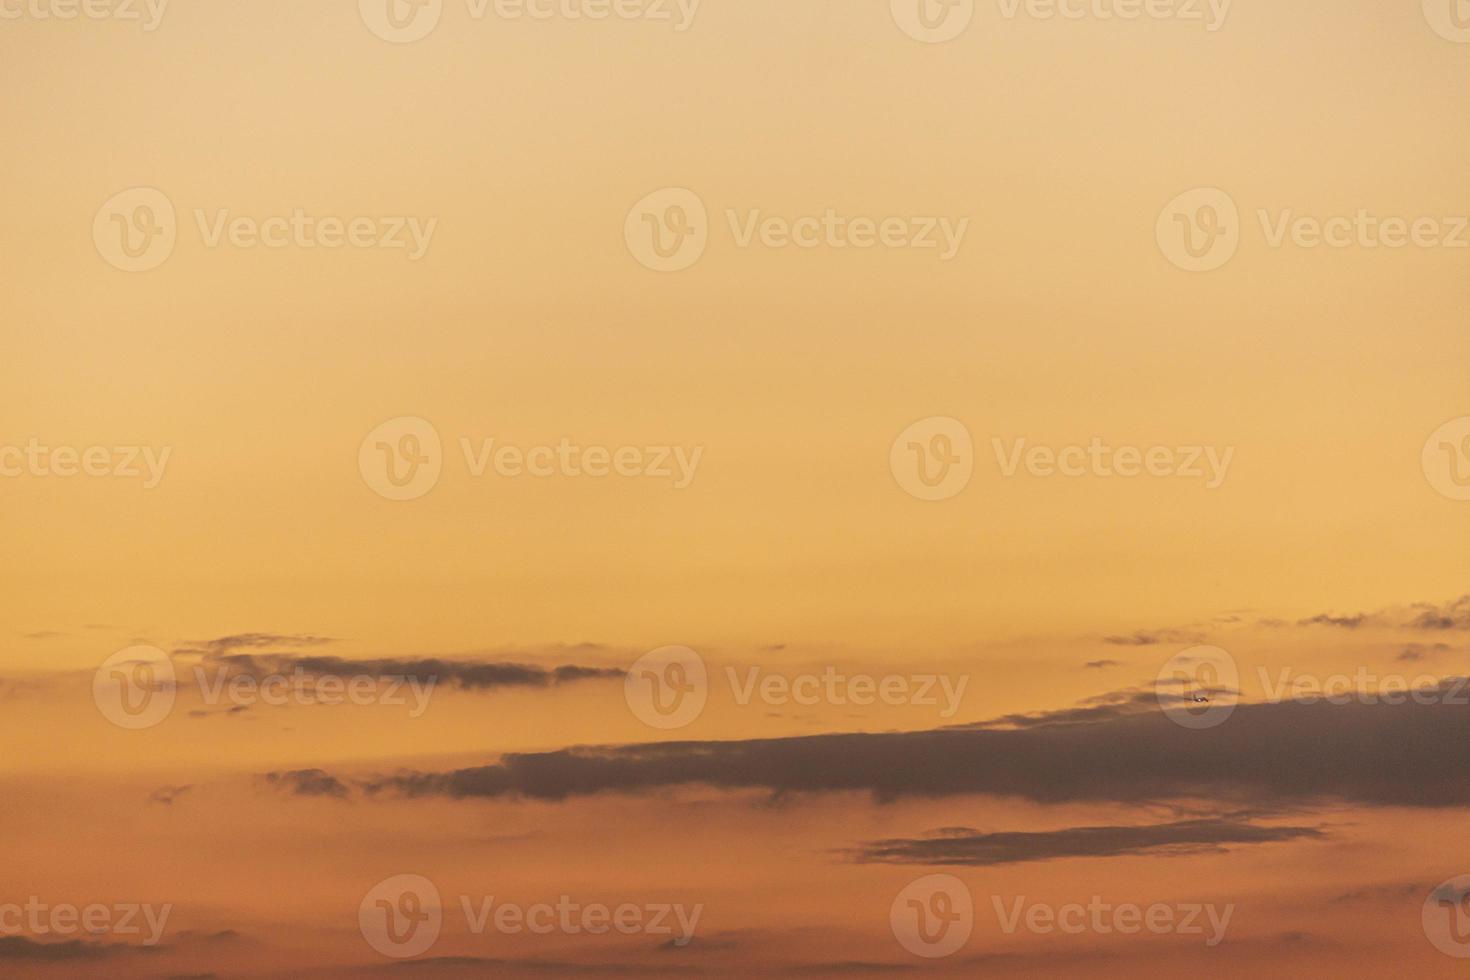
[149, 785, 193, 806]
[1102, 629, 1203, 647]
[846, 816, 1324, 866]
[264, 769, 350, 798]
[202, 653, 623, 692]
[1297, 614, 1367, 629]
[1285, 594, 1470, 633]
[0, 936, 138, 960]
[1405, 596, 1470, 631]
[1397, 643, 1452, 663]
[279, 682, 1470, 809]
[1083, 660, 1123, 670]
[174, 633, 337, 656]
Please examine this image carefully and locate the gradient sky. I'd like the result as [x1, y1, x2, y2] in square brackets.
[2, 1, 1468, 977]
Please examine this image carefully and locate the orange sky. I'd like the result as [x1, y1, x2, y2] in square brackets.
[2, 1, 1468, 977]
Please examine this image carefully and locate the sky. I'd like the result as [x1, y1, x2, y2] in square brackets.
[1, 0, 1469, 976]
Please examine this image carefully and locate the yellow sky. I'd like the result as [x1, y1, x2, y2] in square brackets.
[1, 1, 1468, 976]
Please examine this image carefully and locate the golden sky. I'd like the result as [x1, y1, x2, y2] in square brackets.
[1, 1, 1468, 976]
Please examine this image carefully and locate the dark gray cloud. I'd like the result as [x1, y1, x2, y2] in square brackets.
[0, 936, 136, 960]
[265, 769, 350, 798]
[205, 653, 623, 691]
[1397, 643, 1452, 663]
[847, 816, 1324, 866]
[275, 682, 1470, 809]
[149, 784, 193, 806]
[1083, 660, 1123, 670]
[175, 633, 337, 656]
[1102, 629, 1203, 646]
[1406, 596, 1470, 631]
[1297, 614, 1367, 629]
